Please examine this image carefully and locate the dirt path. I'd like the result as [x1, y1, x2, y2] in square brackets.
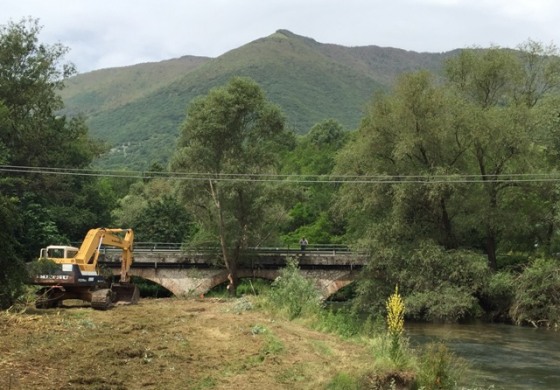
[0, 298, 373, 389]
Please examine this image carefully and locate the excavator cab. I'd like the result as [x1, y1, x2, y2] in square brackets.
[40, 245, 79, 260]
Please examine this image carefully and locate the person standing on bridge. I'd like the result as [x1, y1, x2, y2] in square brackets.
[299, 237, 308, 252]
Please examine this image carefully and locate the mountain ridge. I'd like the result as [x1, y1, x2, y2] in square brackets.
[60, 29, 456, 169]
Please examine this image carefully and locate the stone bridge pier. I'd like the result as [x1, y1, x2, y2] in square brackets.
[114, 267, 357, 299]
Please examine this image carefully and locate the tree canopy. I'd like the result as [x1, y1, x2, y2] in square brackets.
[0, 19, 107, 307]
[171, 77, 294, 293]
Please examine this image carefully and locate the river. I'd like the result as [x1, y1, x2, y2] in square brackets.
[406, 322, 560, 389]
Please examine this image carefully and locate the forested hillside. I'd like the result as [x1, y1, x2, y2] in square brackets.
[3, 19, 559, 334]
[60, 29, 452, 169]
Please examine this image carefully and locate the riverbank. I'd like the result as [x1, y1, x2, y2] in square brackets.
[0, 298, 376, 389]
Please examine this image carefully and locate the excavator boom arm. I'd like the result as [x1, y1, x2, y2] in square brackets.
[74, 228, 134, 282]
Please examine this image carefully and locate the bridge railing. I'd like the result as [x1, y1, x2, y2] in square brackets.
[100, 242, 353, 254]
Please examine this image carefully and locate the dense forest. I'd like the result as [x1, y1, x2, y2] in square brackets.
[1, 19, 560, 329]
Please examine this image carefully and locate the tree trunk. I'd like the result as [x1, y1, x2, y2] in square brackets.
[440, 197, 457, 249]
[209, 179, 238, 296]
[486, 231, 498, 271]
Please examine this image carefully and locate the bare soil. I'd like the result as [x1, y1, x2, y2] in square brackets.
[0, 298, 374, 389]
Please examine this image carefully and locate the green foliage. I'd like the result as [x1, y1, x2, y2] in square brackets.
[336, 42, 560, 274]
[135, 195, 192, 243]
[172, 76, 294, 291]
[0, 18, 110, 252]
[112, 180, 193, 243]
[325, 372, 359, 390]
[480, 271, 516, 321]
[266, 258, 321, 319]
[313, 308, 368, 339]
[0, 195, 25, 309]
[26, 258, 59, 278]
[60, 30, 449, 169]
[355, 242, 488, 322]
[405, 286, 480, 323]
[279, 119, 349, 245]
[510, 257, 560, 327]
[417, 342, 467, 390]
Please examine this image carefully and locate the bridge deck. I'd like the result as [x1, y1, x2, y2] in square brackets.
[98, 247, 366, 270]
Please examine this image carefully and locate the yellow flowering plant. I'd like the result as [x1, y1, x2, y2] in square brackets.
[386, 285, 405, 362]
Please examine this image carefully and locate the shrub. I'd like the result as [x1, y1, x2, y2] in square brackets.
[417, 342, 467, 390]
[355, 241, 489, 323]
[480, 270, 516, 322]
[405, 285, 480, 322]
[510, 257, 560, 328]
[266, 257, 321, 319]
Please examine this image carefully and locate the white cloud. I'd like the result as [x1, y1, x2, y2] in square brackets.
[1, 0, 559, 72]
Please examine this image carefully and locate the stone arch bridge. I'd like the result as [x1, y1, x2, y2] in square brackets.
[99, 246, 366, 299]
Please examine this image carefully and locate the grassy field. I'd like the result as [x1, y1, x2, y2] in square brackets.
[0, 298, 376, 389]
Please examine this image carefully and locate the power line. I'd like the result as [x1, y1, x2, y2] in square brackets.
[2, 164, 560, 184]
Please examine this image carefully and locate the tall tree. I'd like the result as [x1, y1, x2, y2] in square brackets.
[445, 44, 559, 269]
[0, 19, 106, 252]
[335, 71, 471, 250]
[0, 18, 107, 308]
[171, 77, 294, 294]
[335, 41, 560, 277]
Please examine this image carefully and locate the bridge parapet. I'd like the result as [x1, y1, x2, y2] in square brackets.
[99, 248, 366, 269]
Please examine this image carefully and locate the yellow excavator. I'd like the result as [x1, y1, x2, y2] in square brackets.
[31, 228, 140, 310]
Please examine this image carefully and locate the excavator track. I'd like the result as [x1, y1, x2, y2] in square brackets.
[90, 289, 113, 310]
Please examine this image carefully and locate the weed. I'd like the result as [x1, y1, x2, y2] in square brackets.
[232, 296, 253, 313]
[325, 372, 359, 389]
[260, 332, 284, 358]
[310, 339, 333, 356]
[386, 285, 405, 363]
[276, 364, 307, 384]
[251, 323, 267, 335]
[417, 342, 467, 390]
[190, 376, 217, 389]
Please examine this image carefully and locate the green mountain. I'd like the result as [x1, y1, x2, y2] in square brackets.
[60, 30, 455, 169]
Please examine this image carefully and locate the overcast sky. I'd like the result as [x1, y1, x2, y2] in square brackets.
[2, 0, 559, 74]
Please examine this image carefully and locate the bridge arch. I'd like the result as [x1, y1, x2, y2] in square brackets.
[115, 267, 358, 299]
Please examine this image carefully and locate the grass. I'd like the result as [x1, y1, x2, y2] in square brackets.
[0, 298, 374, 389]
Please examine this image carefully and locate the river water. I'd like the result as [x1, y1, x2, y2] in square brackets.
[405, 322, 560, 389]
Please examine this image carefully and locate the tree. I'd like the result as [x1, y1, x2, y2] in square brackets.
[171, 77, 294, 294]
[0, 19, 106, 246]
[334, 71, 471, 250]
[112, 179, 193, 243]
[280, 119, 349, 244]
[0, 19, 105, 307]
[445, 44, 560, 269]
[334, 41, 560, 320]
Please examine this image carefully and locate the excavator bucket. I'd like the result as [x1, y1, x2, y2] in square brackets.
[111, 283, 140, 305]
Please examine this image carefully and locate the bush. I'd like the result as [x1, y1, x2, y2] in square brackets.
[405, 285, 481, 322]
[510, 257, 560, 328]
[417, 342, 467, 390]
[480, 271, 516, 322]
[0, 259, 27, 309]
[355, 241, 489, 323]
[266, 257, 321, 319]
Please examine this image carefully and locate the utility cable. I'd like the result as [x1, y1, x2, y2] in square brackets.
[2, 164, 560, 184]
